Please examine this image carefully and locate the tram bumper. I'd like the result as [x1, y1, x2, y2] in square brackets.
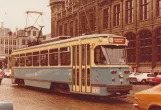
[106, 84, 132, 96]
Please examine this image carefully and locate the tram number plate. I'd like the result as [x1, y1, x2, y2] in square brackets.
[120, 78, 123, 82]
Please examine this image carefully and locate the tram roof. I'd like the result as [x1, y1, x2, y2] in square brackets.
[12, 34, 123, 52]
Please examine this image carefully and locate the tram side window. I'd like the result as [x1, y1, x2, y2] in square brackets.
[20, 54, 25, 66]
[15, 55, 20, 67]
[26, 53, 32, 66]
[87, 44, 90, 65]
[49, 49, 58, 66]
[60, 47, 71, 66]
[33, 52, 39, 66]
[40, 50, 48, 66]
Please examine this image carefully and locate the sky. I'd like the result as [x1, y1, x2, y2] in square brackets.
[0, 0, 51, 34]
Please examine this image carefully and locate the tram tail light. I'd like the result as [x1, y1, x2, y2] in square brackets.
[111, 70, 117, 74]
[112, 78, 115, 82]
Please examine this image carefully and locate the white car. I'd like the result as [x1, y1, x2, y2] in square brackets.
[4, 69, 11, 78]
[128, 72, 155, 84]
[128, 72, 139, 84]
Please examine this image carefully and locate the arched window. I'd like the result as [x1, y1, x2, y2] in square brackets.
[139, 30, 152, 62]
[155, 27, 161, 62]
[125, 32, 136, 63]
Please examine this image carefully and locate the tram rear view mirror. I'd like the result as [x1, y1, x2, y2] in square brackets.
[0, 102, 13, 110]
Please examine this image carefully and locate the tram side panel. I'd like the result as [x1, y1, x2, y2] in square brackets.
[13, 67, 72, 89]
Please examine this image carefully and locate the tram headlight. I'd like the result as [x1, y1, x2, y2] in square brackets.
[119, 74, 123, 78]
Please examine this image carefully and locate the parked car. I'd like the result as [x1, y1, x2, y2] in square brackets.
[128, 72, 155, 84]
[4, 69, 11, 78]
[128, 72, 138, 84]
[134, 84, 161, 110]
[147, 75, 161, 85]
[0, 70, 5, 84]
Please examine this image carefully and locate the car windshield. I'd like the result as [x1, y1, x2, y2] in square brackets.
[134, 73, 141, 75]
[94, 45, 126, 65]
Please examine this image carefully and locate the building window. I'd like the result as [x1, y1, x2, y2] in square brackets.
[81, 14, 87, 34]
[13, 40, 16, 45]
[139, 30, 152, 62]
[9, 40, 12, 45]
[22, 39, 26, 45]
[155, 27, 161, 62]
[113, 4, 120, 26]
[27, 31, 31, 36]
[89, 12, 95, 31]
[64, 23, 68, 36]
[9, 49, 12, 54]
[70, 21, 73, 37]
[75, 19, 78, 36]
[103, 8, 109, 29]
[33, 31, 37, 36]
[156, 0, 161, 17]
[5, 48, 8, 54]
[125, 32, 136, 63]
[59, 25, 63, 36]
[140, 0, 149, 20]
[125, 0, 134, 24]
[5, 40, 8, 45]
[1, 39, 4, 44]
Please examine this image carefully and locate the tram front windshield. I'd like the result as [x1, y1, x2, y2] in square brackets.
[94, 45, 126, 65]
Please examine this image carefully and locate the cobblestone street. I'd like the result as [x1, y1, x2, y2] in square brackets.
[0, 78, 153, 110]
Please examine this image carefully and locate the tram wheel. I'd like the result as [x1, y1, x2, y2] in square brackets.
[50, 83, 70, 94]
[16, 79, 24, 86]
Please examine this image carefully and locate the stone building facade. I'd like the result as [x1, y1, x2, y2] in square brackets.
[50, 0, 161, 74]
[0, 25, 41, 68]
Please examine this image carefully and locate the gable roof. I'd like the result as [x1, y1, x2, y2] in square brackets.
[24, 26, 38, 30]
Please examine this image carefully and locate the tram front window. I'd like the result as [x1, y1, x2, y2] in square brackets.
[94, 45, 126, 65]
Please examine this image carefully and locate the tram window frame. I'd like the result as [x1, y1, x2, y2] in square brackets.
[49, 49, 58, 66]
[33, 51, 40, 66]
[15, 54, 20, 67]
[20, 54, 25, 66]
[60, 47, 71, 66]
[26, 53, 32, 66]
[40, 50, 48, 66]
[87, 44, 90, 65]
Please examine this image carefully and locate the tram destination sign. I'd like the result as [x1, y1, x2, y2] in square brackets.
[109, 37, 125, 44]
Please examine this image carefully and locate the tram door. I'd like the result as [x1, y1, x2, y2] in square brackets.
[72, 44, 91, 93]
